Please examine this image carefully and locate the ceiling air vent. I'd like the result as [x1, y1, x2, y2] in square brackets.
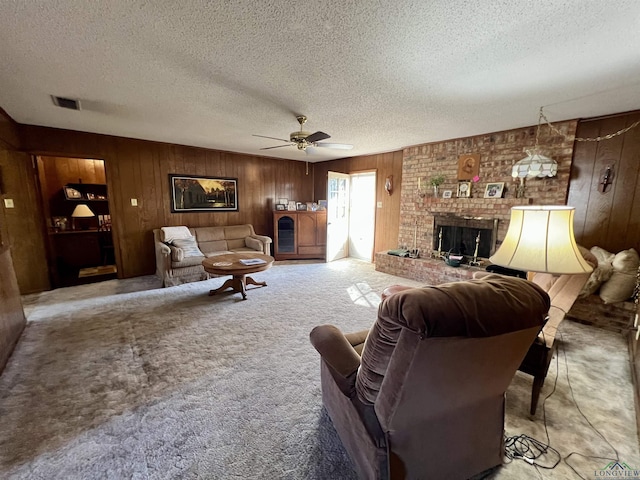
[51, 96, 81, 110]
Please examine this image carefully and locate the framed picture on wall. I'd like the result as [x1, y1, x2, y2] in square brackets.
[457, 154, 480, 180]
[169, 174, 238, 212]
[483, 182, 505, 198]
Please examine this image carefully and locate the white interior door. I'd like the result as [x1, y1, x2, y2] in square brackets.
[348, 172, 376, 261]
[326, 171, 350, 261]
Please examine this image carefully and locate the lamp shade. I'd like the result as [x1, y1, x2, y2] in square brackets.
[489, 206, 593, 274]
[511, 151, 558, 179]
[71, 204, 95, 218]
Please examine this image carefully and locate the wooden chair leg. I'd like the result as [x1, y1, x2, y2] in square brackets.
[530, 375, 545, 415]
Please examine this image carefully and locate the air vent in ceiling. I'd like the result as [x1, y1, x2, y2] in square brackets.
[51, 96, 81, 110]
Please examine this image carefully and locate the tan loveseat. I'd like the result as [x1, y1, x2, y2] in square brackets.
[154, 224, 272, 287]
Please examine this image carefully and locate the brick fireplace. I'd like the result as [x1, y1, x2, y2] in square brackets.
[375, 119, 578, 284]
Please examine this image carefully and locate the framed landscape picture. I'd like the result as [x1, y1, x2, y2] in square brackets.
[484, 182, 505, 199]
[169, 174, 238, 212]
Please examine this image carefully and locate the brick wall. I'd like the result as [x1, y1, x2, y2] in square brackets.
[397, 120, 578, 255]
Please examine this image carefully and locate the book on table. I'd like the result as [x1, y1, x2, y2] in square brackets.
[239, 258, 267, 265]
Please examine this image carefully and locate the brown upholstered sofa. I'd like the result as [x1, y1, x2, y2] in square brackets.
[310, 275, 550, 479]
[153, 224, 272, 287]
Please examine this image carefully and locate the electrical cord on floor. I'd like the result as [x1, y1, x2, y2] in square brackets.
[504, 433, 561, 470]
[504, 316, 622, 478]
[503, 325, 562, 476]
[557, 331, 620, 480]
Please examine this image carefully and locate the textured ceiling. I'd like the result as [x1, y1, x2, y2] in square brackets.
[1, 1, 639, 162]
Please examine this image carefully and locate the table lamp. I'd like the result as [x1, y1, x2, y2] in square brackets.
[71, 203, 95, 230]
[489, 206, 593, 277]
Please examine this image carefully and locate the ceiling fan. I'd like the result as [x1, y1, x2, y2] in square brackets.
[253, 115, 353, 152]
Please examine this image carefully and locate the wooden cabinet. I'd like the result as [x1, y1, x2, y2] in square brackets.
[273, 211, 326, 260]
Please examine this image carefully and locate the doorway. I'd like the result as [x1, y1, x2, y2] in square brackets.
[36, 156, 117, 288]
[348, 172, 376, 261]
[326, 170, 376, 263]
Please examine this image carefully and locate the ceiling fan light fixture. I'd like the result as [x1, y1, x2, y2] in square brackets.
[253, 115, 353, 152]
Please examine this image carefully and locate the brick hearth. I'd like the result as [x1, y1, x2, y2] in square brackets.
[375, 252, 484, 286]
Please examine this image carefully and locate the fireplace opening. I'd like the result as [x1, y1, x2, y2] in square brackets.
[432, 215, 498, 259]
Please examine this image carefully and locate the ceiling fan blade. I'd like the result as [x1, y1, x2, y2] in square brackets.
[260, 144, 294, 150]
[253, 134, 290, 143]
[305, 131, 331, 143]
[313, 142, 354, 150]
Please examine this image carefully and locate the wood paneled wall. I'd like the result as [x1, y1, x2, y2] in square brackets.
[0, 115, 49, 293]
[18, 125, 314, 286]
[314, 151, 404, 256]
[0, 109, 27, 372]
[8, 109, 640, 293]
[569, 110, 640, 254]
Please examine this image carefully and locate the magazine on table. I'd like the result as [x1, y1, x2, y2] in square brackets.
[239, 258, 267, 265]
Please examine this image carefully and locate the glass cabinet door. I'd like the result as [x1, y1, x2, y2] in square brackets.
[277, 216, 295, 253]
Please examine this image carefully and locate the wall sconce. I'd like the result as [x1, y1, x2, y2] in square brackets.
[385, 175, 393, 196]
[598, 165, 614, 193]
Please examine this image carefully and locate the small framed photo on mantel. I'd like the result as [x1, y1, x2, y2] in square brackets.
[457, 181, 471, 198]
[484, 182, 505, 198]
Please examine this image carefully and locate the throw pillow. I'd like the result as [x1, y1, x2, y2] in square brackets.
[577, 245, 598, 269]
[590, 246, 615, 264]
[579, 246, 616, 298]
[599, 248, 640, 304]
[161, 226, 192, 243]
[172, 236, 204, 258]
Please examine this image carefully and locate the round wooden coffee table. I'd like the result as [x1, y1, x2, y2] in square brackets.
[202, 252, 274, 300]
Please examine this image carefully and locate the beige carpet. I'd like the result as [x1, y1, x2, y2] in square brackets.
[0, 259, 637, 479]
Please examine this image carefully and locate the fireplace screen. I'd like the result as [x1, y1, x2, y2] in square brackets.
[433, 216, 498, 259]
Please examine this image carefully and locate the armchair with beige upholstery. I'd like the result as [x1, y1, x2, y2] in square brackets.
[310, 275, 550, 479]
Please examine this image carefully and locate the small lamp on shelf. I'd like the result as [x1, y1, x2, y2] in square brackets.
[71, 204, 95, 230]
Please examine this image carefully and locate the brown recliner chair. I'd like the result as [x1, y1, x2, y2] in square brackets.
[310, 275, 550, 480]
